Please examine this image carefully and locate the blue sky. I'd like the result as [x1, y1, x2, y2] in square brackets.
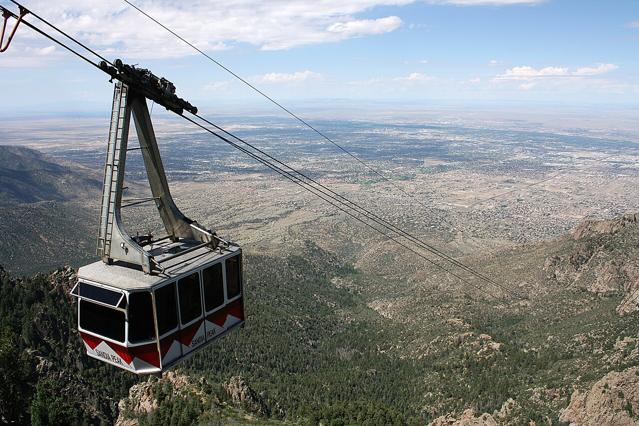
[0, 0, 638, 114]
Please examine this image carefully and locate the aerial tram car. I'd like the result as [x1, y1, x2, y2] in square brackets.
[70, 60, 244, 374]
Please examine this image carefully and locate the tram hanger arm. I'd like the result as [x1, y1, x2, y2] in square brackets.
[0, 5, 28, 52]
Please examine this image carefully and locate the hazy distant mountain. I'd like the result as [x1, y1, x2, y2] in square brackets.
[0, 145, 102, 204]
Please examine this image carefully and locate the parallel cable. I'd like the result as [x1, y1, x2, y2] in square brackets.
[180, 114, 504, 301]
[193, 112, 515, 296]
[22, 1, 639, 313]
[121, 0, 437, 208]
[11, 1, 639, 344]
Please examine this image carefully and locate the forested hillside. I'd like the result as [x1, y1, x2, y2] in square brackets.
[0, 243, 424, 425]
[0, 266, 136, 424]
[3, 222, 639, 424]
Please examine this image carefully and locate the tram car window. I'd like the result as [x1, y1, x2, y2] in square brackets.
[203, 263, 224, 311]
[128, 292, 155, 343]
[155, 283, 179, 335]
[226, 256, 242, 299]
[178, 272, 202, 325]
[80, 300, 125, 343]
[68, 73, 245, 374]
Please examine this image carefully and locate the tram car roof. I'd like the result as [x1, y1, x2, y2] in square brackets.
[78, 239, 241, 291]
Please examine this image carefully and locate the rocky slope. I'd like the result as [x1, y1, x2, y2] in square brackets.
[409, 214, 639, 425]
[0, 200, 98, 275]
[0, 265, 277, 425]
[116, 373, 273, 425]
[542, 213, 639, 314]
[560, 366, 639, 425]
[428, 398, 522, 426]
[428, 365, 639, 426]
[3, 158, 639, 425]
[0, 242, 407, 424]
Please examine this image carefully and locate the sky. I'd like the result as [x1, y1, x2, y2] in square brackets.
[0, 0, 638, 114]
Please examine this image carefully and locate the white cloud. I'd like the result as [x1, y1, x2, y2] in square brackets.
[348, 72, 433, 88]
[253, 70, 321, 84]
[403, 58, 429, 65]
[25, 46, 57, 56]
[0, 45, 62, 67]
[488, 59, 500, 66]
[573, 63, 619, 76]
[497, 65, 569, 80]
[1, 0, 413, 62]
[397, 72, 434, 82]
[629, 21, 639, 28]
[519, 81, 537, 91]
[327, 16, 402, 37]
[0, 0, 552, 65]
[494, 63, 622, 93]
[457, 76, 483, 87]
[496, 63, 618, 81]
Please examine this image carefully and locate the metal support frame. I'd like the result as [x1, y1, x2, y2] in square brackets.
[97, 81, 216, 273]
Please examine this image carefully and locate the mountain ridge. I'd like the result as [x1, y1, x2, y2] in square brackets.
[0, 145, 102, 204]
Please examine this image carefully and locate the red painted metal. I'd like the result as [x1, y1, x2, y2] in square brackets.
[0, 6, 29, 53]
